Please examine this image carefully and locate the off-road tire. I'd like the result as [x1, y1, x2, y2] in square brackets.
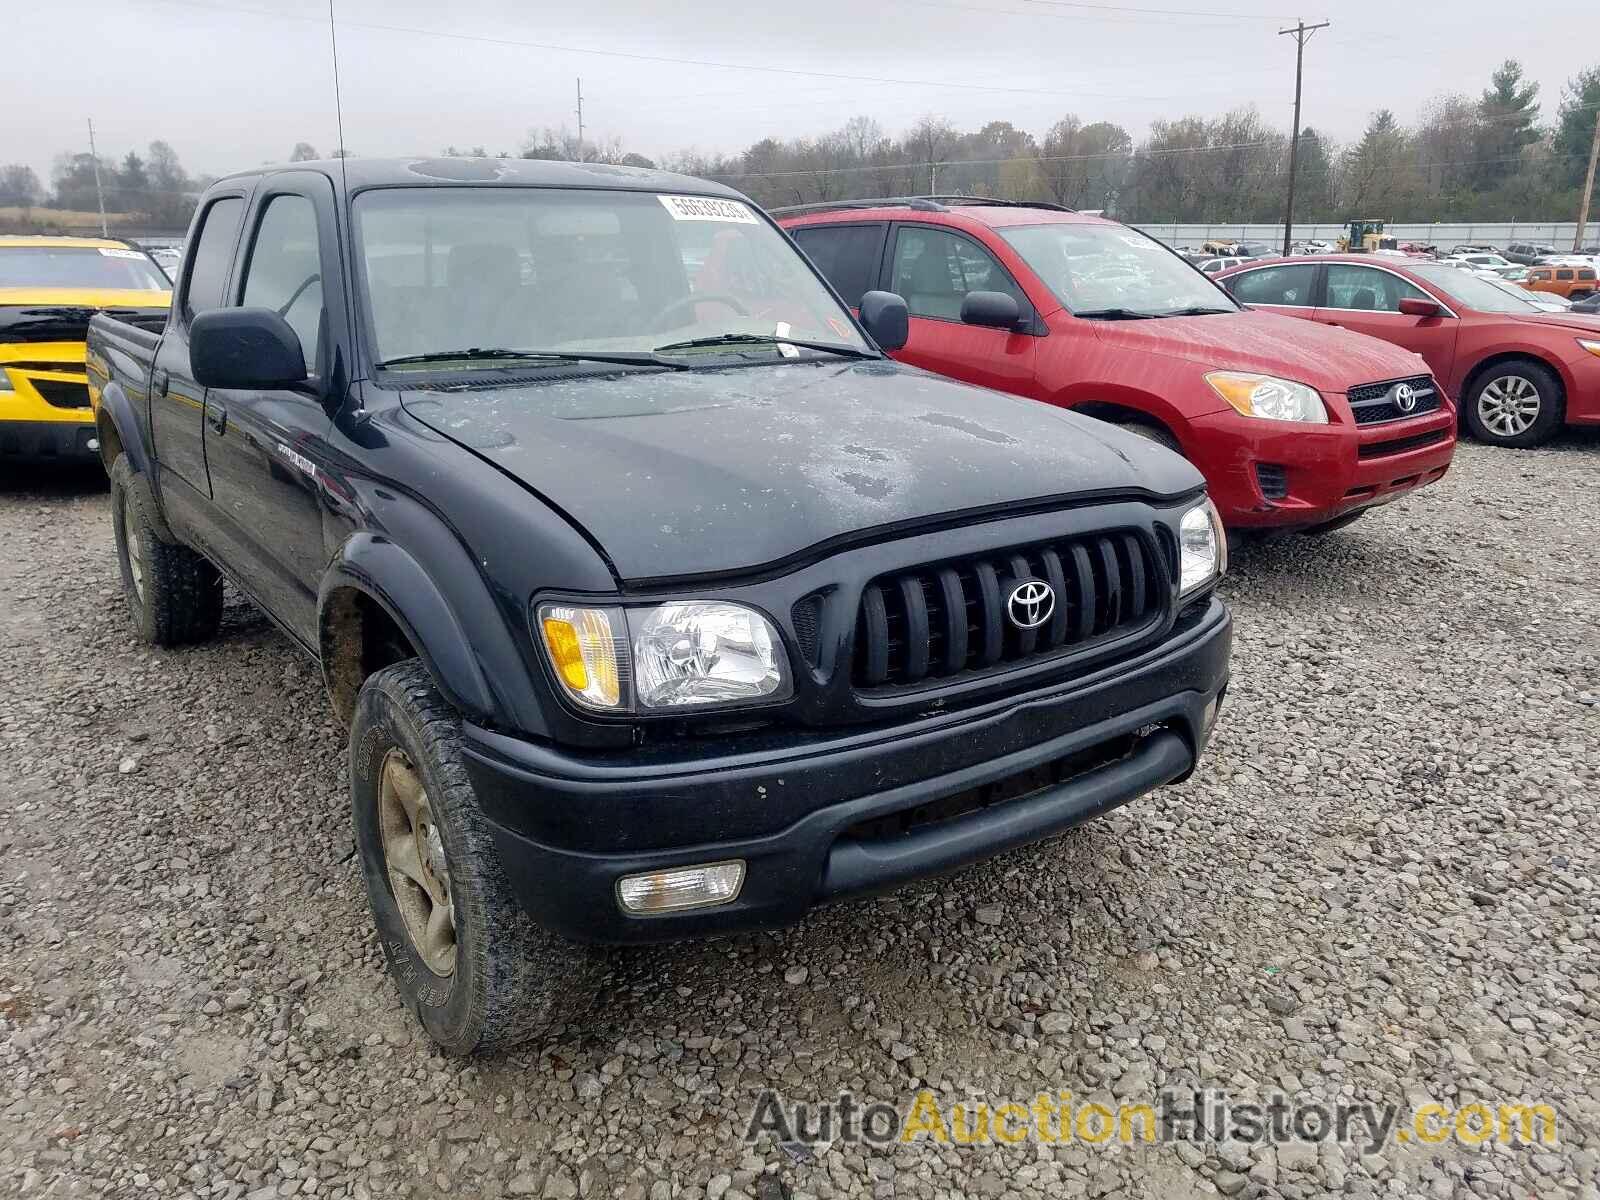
[351, 659, 600, 1055]
[1464, 360, 1565, 448]
[109, 455, 223, 645]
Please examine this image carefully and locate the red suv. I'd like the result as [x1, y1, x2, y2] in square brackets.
[778, 199, 1455, 533]
[1218, 255, 1600, 447]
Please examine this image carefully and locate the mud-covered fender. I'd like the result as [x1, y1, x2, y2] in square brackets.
[94, 376, 154, 478]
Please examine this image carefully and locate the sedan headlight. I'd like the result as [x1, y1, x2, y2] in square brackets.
[1577, 338, 1600, 359]
[1179, 498, 1226, 597]
[1205, 371, 1328, 423]
[537, 600, 789, 713]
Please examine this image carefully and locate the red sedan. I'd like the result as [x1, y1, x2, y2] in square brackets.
[1218, 256, 1600, 447]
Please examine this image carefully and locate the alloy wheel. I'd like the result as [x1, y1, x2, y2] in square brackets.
[1477, 375, 1541, 438]
[378, 749, 457, 975]
[123, 500, 146, 604]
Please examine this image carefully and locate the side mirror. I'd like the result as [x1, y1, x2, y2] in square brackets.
[960, 290, 1022, 331]
[1397, 297, 1443, 318]
[190, 307, 308, 389]
[858, 290, 908, 352]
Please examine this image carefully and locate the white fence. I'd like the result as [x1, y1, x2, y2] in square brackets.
[1135, 221, 1600, 249]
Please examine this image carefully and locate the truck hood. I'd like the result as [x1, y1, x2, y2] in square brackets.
[400, 360, 1202, 583]
[1090, 308, 1428, 393]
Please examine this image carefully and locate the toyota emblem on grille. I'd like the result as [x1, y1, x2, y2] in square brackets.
[1391, 382, 1418, 413]
[1007, 580, 1055, 629]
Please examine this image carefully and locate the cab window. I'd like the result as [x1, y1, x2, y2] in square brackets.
[239, 195, 325, 373]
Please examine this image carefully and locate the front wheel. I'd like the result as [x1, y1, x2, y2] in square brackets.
[351, 660, 600, 1055]
[1464, 361, 1564, 448]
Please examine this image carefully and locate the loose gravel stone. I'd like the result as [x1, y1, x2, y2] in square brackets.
[2, 442, 1597, 1200]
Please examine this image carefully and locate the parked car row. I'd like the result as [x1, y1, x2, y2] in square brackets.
[778, 197, 1459, 530]
[1217, 254, 1600, 446]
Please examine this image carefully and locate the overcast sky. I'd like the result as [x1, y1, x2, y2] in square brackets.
[7, 0, 1595, 186]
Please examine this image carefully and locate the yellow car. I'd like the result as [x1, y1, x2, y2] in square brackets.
[1, 236, 171, 463]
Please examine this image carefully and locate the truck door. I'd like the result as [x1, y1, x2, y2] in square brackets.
[883, 224, 1038, 398]
[201, 177, 343, 643]
[150, 193, 245, 509]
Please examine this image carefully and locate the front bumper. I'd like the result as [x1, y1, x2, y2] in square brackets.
[1190, 403, 1456, 529]
[462, 597, 1230, 944]
[0, 419, 98, 462]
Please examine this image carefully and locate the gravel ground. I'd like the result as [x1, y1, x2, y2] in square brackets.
[2, 439, 1598, 1200]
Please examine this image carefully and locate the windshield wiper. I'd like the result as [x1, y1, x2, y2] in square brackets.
[1155, 305, 1236, 317]
[1073, 307, 1160, 320]
[375, 347, 676, 369]
[652, 333, 877, 360]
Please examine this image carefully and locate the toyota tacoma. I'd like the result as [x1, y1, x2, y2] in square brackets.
[86, 158, 1230, 1054]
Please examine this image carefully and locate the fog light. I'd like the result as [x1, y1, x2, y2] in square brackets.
[617, 860, 745, 914]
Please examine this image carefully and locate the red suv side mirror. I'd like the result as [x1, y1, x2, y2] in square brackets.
[1398, 297, 1442, 318]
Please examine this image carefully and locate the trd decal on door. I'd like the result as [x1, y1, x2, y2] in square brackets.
[277, 442, 317, 479]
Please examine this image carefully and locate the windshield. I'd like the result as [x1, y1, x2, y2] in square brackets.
[1410, 263, 1547, 314]
[999, 222, 1237, 316]
[0, 246, 170, 291]
[353, 187, 869, 368]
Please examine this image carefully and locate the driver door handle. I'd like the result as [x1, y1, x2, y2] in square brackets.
[206, 404, 227, 435]
[152, 367, 169, 396]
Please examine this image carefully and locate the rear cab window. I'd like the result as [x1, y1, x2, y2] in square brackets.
[183, 197, 246, 322]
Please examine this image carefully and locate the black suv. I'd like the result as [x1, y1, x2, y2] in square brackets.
[85, 158, 1231, 1054]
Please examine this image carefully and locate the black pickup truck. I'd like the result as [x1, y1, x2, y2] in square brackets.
[86, 158, 1230, 1054]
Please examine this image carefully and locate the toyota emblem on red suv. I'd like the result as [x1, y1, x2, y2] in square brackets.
[1007, 580, 1055, 629]
[1392, 382, 1418, 414]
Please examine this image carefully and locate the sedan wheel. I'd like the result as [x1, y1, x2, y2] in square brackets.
[1476, 374, 1541, 438]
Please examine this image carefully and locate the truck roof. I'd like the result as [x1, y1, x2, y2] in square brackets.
[215, 156, 748, 200]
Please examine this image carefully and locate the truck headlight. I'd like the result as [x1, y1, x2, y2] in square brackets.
[1205, 371, 1327, 423]
[537, 601, 789, 713]
[1179, 498, 1226, 597]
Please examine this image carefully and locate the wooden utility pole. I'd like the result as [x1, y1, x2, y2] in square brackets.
[1279, 19, 1329, 256]
[1575, 107, 1600, 252]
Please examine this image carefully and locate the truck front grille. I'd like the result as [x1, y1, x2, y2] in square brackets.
[852, 529, 1166, 689]
[1348, 375, 1439, 425]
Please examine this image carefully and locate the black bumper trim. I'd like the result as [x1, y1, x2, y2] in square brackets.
[0, 420, 97, 462]
[819, 728, 1189, 901]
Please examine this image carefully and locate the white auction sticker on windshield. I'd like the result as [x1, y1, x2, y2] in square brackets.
[98, 248, 148, 260]
[658, 195, 758, 224]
